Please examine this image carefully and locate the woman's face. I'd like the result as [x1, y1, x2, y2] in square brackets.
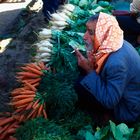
[83, 20, 97, 51]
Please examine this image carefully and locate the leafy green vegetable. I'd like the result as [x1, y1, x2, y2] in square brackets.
[69, 40, 85, 51]
[98, 1, 110, 7]
[15, 117, 73, 140]
[79, 0, 89, 8]
[37, 71, 78, 120]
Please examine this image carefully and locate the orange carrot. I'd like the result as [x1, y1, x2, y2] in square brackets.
[0, 123, 10, 134]
[8, 136, 17, 140]
[24, 81, 37, 92]
[38, 62, 45, 69]
[25, 102, 34, 110]
[32, 102, 40, 110]
[14, 107, 25, 114]
[17, 72, 40, 78]
[28, 78, 41, 84]
[37, 104, 43, 117]
[20, 90, 35, 95]
[13, 95, 35, 100]
[20, 66, 29, 71]
[0, 117, 14, 126]
[32, 82, 39, 87]
[19, 114, 25, 122]
[43, 109, 47, 119]
[7, 128, 16, 134]
[31, 110, 38, 119]
[32, 99, 39, 109]
[25, 66, 43, 75]
[26, 109, 36, 120]
[14, 103, 29, 109]
[12, 98, 34, 107]
[26, 63, 41, 71]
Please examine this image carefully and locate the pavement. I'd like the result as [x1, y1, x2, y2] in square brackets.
[0, 0, 33, 35]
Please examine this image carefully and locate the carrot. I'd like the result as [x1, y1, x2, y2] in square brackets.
[32, 99, 39, 109]
[15, 75, 24, 80]
[31, 110, 38, 119]
[8, 136, 17, 140]
[12, 97, 34, 107]
[43, 109, 47, 119]
[26, 109, 36, 120]
[24, 81, 37, 92]
[0, 117, 14, 126]
[13, 95, 35, 100]
[28, 78, 41, 84]
[20, 90, 35, 95]
[32, 102, 40, 110]
[0, 132, 7, 140]
[25, 66, 43, 75]
[32, 82, 39, 87]
[20, 66, 29, 71]
[26, 102, 34, 110]
[26, 63, 41, 71]
[37, 104, 43, 117]
[17, 72, 40, 78]
[14, 103, 29, 109]
[19, 114, 25, 122]
[14, 107, 25, 114]
[0, 123, 10, 134]
[12, 115, 20, 121]
[38, 62, 45, 69]
[7, 128, 16, 134]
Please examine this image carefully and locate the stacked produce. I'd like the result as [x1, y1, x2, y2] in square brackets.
[0, 62, 48, 140]
[2, 0, 139, 140]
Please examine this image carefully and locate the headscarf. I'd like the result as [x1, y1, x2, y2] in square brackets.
[92, 12, 123, 73]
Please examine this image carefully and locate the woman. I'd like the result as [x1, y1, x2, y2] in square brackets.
[75, 12, 140, 124]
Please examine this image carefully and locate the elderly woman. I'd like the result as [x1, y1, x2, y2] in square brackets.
[75, 12, 140, 124]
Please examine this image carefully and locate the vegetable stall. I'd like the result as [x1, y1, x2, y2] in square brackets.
[0, 0, 140, 139]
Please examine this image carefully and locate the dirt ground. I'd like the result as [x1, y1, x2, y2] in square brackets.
[0, 3, 48, 112]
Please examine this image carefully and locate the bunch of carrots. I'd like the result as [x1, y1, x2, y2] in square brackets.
[0, 113, 19, 140]
[0, 62, 48, 140]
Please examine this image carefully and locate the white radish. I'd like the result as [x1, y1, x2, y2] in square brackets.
[51, 13, 66, 21]
[35, 52, 51, 58]
[37, 47, 52, 53]
[62, 4, 75, 12]
[50, 26, 65, 30]
[50, 21, 68, 27]
[58, 12, 70, 20]
[39, 29, 52, 39]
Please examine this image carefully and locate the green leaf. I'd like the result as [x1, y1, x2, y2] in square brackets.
[117, 123, 134, 138]
[94, 126, 110, 140]
[85, 131, 96, 140]
[109, 120, 124, 140]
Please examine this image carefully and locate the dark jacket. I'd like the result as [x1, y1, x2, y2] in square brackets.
[81, 40, 140, 122]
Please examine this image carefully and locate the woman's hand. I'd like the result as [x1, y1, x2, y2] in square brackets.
[75, 49, 94, 73]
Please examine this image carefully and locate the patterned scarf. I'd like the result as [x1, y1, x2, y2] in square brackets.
[92, 12, 124, 74]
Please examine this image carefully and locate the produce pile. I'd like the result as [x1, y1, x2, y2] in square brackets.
[0, 0, 140, 139]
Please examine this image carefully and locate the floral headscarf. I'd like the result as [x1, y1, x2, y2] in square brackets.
[92, 12, 123, 73]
